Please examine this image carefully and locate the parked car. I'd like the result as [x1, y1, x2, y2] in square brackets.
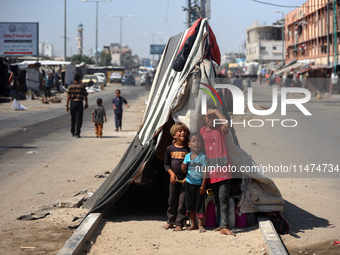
[121, 73, 135, 86]
[94, 72, 106, 87]
[82, 74, 98, 87]
[140, 73, 146, 86]
[110, 72, 122, 83]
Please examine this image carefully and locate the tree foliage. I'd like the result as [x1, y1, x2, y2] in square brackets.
[122, 53, 139, 70]
[71, 54, 94, 65]
[99, 51, 112, 66]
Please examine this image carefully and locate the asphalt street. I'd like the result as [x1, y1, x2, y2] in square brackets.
[0, 79, 145, 163]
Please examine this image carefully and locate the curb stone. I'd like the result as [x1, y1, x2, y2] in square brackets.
[57, 213, 102, 255]
[258, 215, 288, 255]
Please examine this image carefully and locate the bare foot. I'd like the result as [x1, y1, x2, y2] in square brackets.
[186, 225, 198, 231]
[162, 224, 173, 230]
[220, 228, 236, 236]
[173, 226, 183, 231]
[199, 226, 206, 233]
[214, 227, 221, 232]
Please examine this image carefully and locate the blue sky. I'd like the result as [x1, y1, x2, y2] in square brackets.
[0, 0, 307, 59]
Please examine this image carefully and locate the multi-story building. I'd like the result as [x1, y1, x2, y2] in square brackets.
[107, 43, 132, 66]
[285, 0, 339, 67]
[39, 42, 53, 58]
[246, 20, 284, 65]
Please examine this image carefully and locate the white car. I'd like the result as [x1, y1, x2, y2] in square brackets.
[94, 72, 106, 87]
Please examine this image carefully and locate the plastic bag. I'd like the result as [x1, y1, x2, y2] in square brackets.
[11, 99, 26, 110]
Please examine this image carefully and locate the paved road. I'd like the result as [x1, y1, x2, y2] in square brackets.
[0, 81, 146, 157]
[234, 81, 340, 251]
[240, 82, 340, 177]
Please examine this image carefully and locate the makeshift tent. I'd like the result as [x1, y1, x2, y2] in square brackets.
[17, 60, 75, 88]
[84, 18, 284, 214]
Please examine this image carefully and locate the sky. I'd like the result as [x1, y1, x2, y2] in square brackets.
[0, 0, 308, 60]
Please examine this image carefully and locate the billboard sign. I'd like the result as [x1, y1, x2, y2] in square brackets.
[150, 44, 166, 55]
[0, 22, 39, 56]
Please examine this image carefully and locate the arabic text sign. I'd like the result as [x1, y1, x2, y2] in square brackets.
[0, 22, 38, 56]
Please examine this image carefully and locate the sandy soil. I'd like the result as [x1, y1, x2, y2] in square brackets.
[83, 218, 266, 255]
[0, 84, 150, 254]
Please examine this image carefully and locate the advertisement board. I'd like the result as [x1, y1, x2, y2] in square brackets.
[150, 44, 166, 55]
[0, 22, 39, 56]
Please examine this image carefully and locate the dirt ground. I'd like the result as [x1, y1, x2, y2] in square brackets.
[0, 84, 148, 254]
[0, 82, 339, 254]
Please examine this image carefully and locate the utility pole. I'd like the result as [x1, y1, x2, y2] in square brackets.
[64, 0, 67, 61]
[259, 38, 262, 67]
[187, 0, 191, 28]
[333, 0, 338, 73]
[327, 0, 330, 67]
[185, 0, 209, 28]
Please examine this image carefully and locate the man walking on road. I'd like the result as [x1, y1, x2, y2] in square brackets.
[65, 73, 88, 138]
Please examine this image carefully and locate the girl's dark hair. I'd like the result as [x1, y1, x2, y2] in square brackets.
[189, 133, 206, 154]
[189, 132, 203, 141]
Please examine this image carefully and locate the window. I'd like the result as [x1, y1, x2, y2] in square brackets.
[273, 46, 277, 50]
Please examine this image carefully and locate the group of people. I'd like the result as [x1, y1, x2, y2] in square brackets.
[163, 108, 235, 236]
[66, 72, 234, 235]
[65, 73, 129, 138]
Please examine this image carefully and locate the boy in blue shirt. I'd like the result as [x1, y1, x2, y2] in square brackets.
[182, 133, 208, 232]
[112, 89, 129, 131]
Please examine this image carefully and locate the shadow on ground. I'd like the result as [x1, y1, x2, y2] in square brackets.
[283, 200, 330, 239]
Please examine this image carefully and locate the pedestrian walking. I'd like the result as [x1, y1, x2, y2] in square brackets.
[65, 73, 89, 138]
[45, 73, 52, 98]
[92, 98, 107, 138]
[112, 89, 129, 131]
[145, 72, 152, 90]
[232, 75, 242, 89]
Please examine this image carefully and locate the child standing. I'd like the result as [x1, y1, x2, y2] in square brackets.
[182, 133, 208, 232]
[200, 108, 235, 236]
[163, 122, 190, 231]
[92, 98, 107, 138]
[112, 89, 129, 131]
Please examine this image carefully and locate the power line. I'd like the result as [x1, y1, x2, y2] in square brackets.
[251, 0, 299, 8]
[250, 0, 336, 8]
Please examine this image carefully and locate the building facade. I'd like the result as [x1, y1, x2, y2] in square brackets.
[108, 43, 131, 66]
[39, 42, 53, 57]
[246, 21, 284, 64]
[285, 0, 339, 67]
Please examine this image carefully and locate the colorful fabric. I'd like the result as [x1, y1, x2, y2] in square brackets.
[200, 125, 232, 183]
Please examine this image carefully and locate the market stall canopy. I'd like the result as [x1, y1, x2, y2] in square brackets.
[16, 60, 72, 69]
[275, 62, 305, 75]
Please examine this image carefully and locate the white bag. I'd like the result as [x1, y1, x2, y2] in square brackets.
[11, 98, 26, 110]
